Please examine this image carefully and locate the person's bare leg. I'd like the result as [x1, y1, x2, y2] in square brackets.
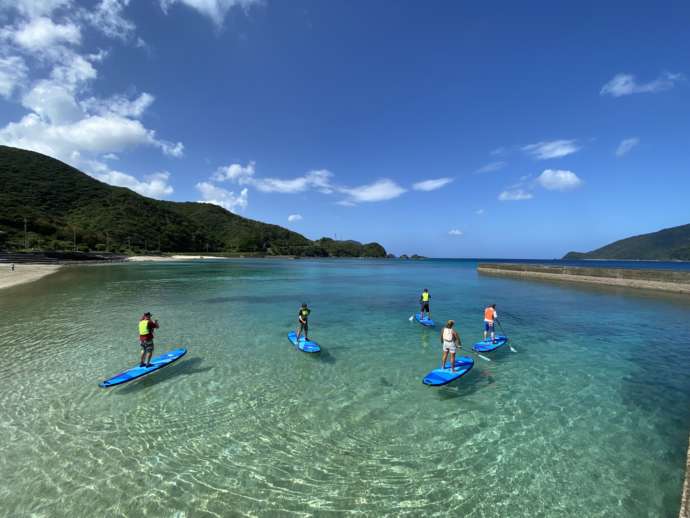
[441, 350, 448, 369]
[146, 348, 153, 366]
[450, 351, 456, 372]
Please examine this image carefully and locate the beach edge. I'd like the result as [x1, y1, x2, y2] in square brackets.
[0, 264, 62, 291]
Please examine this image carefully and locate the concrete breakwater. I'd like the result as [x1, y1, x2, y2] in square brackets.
[477, 263, 690, 295]
[681, 435, 690, 518]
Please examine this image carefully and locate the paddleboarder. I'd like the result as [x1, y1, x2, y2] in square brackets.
[139, 312, 159, 367]
[420, 288, 431, 320]
[295, 303, 311, 342]
[483, 304, 497, 343]
[441, 320, 462, 372]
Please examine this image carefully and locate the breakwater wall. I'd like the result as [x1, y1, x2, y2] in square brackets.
[681, 435, 690, 518]
[477, 263, 690, 295]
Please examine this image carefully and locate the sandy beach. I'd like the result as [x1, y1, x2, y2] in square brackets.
[127, 255, 218, 262]
[0, 264, 62, 291]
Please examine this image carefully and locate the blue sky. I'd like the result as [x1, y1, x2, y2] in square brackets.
[0, 0, 689, 258]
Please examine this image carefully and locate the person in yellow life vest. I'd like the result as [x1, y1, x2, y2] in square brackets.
[420, 288, 431, 320]
[138, 312, 159, 367]
[483, 304, 497, 342]
[296, 303, 311, 341]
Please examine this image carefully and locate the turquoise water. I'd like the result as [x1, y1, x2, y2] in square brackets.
[1, 259, 689, 517]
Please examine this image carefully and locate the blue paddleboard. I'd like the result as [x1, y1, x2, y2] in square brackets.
[472, 335, 508, 353]
[414, 313, 435, 327]
[287, 331, 321, 353]
[423, 356, 475, 386]
[99, 348, 187, 388]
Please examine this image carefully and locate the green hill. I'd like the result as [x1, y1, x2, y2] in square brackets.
[563, 223, 690, 261]
[0, 146, 386, 257]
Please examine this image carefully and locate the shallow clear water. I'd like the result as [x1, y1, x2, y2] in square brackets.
[1, 259, 689, 517]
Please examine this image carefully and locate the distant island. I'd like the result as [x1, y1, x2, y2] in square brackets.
[0, 146, 386, 258]
[563, 223, 690, 261]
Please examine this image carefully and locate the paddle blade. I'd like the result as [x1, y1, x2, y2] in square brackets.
[478, 354, 492, 362]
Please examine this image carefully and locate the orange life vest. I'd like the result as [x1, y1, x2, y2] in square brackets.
[484, 307, 495, 322]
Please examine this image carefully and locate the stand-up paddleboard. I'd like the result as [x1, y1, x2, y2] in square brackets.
[414, 313, 435, 327]
[287, 331, 321, 353]
[99, 348, 187, 388]
[472, 335, 508, 353]
[423, 356, 474, 386]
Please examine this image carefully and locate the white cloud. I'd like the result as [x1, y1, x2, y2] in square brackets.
[158, 140, 184, 157]
[255, 169, 333, 193]
[215, 164, 334, 194]
[0, 56, 28, 98]
[616, 137, 640, 157]
[601, 72, 684, 97]
[160, 0, 260, 27]
[0, 0, 72, 18]
[83, 0, 136, 41]
[82, 92, 155, 119]
[523, 139, 580, 160]
[287, 214, 302, 222]
[5, 16, 81, 51]
[475, 208, 485, 215]
[490, 147, 506, 156]
[412, 177, 453, 191]
[50, 53, 98, 87]
[22, 80, 84, 124]
[474, 161, 506, 174]
[498, 189, 533, 201]
[213, 161, 256, 182]
[536, 169, 582, 191]
[98, 169, 173, 198]
[0, 112, 183, 159]
[196, 182, 248, 213]
[448, 229, 463, 236]
[339, 178, 406, 204]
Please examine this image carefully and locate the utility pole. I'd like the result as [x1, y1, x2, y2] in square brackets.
[23, 217, 27, 249]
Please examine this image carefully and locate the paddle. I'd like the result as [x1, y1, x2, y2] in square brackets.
[409, 315, 414, 322]
[496, 318, 517, 353]
[462, 341, 491, 362]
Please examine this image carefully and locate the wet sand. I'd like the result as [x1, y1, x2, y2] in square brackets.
[0, 264, 62, 291]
